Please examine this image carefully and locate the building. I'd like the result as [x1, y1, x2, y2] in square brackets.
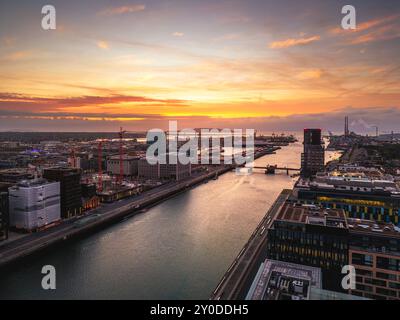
[294, 170, 400, 225]
[301, 129, 325, 178]
[246, 259, 366, 300]
[106, 155, 139, 176]
[266, 203, 349, 292]
[266, 200, 400, 299]
[43, 168, 82, 218]
[0, 169, 33, 183]
[0, 192, 8, 240]
[347, 218, 400, 300]
[8, 179, 61, 232]
[246, 259, 322, 300]
[138, 155, 192, 181]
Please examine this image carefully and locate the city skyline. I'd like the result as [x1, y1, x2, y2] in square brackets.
[0, 0, 400, 132]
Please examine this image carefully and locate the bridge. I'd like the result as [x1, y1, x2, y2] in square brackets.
[252, 164, 301, 175]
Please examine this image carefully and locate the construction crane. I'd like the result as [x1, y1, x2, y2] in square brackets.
[372, 126, 379, 137]
[118, 127, 127, 184]
[97, 140, 103, 192]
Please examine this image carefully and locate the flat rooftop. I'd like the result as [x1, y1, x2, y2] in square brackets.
[275, 203, 347, 228]
[348, 218, 400, 238]
[246, 259, 321, 300]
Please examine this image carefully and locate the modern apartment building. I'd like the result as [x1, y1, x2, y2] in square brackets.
[348, 218, 400, 300]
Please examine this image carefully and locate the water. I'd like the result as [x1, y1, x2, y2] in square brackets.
[0, 138, 341, 299]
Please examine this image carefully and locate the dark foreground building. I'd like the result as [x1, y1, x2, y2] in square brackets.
[266, 203, 348, 292]
[43, 168, 82, 218]
[266, 202, 400, 299]
[301, 129, 324, 178]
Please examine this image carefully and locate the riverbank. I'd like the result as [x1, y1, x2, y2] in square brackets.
[0, 146, 282, 268]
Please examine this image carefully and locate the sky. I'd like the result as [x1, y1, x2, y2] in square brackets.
[0, 0, 399, 133]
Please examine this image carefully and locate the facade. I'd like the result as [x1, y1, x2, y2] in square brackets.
[8, 179, 60, 231]
[295, 171, 400, 225]
[138, 156, 192, 181]
[266, 203, 349, 292]
[106, 155, 139, 176]
[301, 129, 325, 178]
[266, 201, 400, 299]
[43, 167, 82, 218]
[0, 192, 8, 240]
[348, 218, 400, 300]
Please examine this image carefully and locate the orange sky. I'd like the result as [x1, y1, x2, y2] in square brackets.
[0, 0, 399, 131]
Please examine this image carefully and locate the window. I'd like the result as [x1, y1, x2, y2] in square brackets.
[376, 272, 397, 281]
[356, 268, 372, 277]
[388, 282, 400, 290]
[376, 287, 397, 297]
[364, 278, 386, 287]
[352, 253, 373, 267]
[356, 284, 373, 292]
[377, 257, 400, 271]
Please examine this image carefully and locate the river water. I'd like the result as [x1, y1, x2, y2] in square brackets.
[0, 136, 340, 299]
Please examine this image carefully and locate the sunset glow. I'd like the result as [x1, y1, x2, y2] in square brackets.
[0, 0, 399, 131]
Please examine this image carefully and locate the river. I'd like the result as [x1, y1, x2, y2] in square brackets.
[0, 136, 341, 299]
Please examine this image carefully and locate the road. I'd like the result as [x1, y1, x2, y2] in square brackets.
[0, 166, 230, 268]
[210, 189, 291, 300]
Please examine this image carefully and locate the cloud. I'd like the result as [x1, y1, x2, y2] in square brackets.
[0, 93, 188, 111]
[172, 32, 184, 37]
[1, 36, 16, 48]
[97, 40, 110, 50]
[269, 35, 320, 49]
[296, 69, 323, 80]
[330, 14, 400, 45]
[98, 4, 145, 16]
[330, 14, 400, 35]
[1, 106, 400, 133]
[351, 24, 400, 44]
[3, 51, 32, 61]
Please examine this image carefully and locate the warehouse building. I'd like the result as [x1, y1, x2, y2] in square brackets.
[106, 155, 140, 176]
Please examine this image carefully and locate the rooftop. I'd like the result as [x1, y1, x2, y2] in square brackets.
[348, 218, 400, 239]
[246, 259, 321, 300]
[275, 203, 347, 228]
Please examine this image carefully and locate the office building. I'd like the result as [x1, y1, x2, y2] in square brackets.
[266, 199, 400, 299]
[295, 169, 400, 225]
[8, 179, 60, 231]
[266, 203, 349, 291]
[43, 168, 82, 218]
[301, 129, 325, 178]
